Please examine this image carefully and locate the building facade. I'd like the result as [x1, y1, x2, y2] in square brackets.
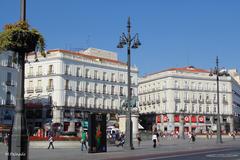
[138, 66, 240, 133]
[0, 51, 18, 131]
[24, 48, 138, 132]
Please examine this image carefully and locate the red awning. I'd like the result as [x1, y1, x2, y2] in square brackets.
[191, 116, 197, 123]
[174, 115, 180, 122]
[156, 115, 161, 123]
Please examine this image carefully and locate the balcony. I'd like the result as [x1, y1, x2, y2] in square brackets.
[5, 80, 14, 86]
[174, 97, 180, 102]
[206, 99, 212, 104]
[139, 102, 143, 106]
[162, 97, 167, 103]
[223, 99, 228, 104]
[35, 86, 43, 93]
[47, 70, 55, 75]
[198, 99, 204, 103]
[147, 101, 151, 105]
[46, 85, 54, 92]
[27, 73, 34, 78]
[26, 87, 34, 93]
[5, 99, 13, 105]
[143, 102, 146, 105]
[156, 100, 160, 104]
[184, 98, 190, 103]
[152, 100, 155, 104]
[213, 99, 217, 104]
[191, 98, 197, 103]
[36, 72, 43, 76]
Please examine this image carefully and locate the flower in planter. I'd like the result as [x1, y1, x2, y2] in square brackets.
[0, 20, 46, 61]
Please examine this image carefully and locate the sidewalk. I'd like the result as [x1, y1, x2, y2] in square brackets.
[0, 136, 239, 160]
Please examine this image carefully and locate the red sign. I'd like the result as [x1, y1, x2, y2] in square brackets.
[191, 116, 196, 123]
[198, 116, 205, 123]
[163, 115, 168, 122]
[174, 115, 180, 122]
[184, 116, 190, 123]
[156, 115, 161, 123]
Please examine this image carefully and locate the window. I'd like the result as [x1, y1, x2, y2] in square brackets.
[77, 67, 81, 77]
[86, 82, 89, 92]
[119, 74, 124, 83]
[103, 72, 107, 81]
[94, 70, 98, 79]
[7, 55, 13, 67]
[111, 73, 115, 81]
[206, 105, 209, 113]
[6, 72, 12, 85]
[120, 87, 123, 96]
[6, 91, 11, 105]
[111, 86, 115, 95]
[65, 65, 70, 75]
[94, 83, 97, 93]
[37, 80, 42, 87]
[103, 84, 106, 94]
[184, 81, 188, 89]
[65, 80, 69, 90]
[174, 80, 178, 88]
[37, 66, 42, 75]
[29, 67, 33, 76]
[214, 105, 217, 113]
[48, 65, 53, 74]
[199, 105, 202, 112]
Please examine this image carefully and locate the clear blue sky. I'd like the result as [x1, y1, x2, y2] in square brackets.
[1, 0, 240, 76]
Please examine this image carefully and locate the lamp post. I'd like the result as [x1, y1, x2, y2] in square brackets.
[10, 0, 29, 159]
[179, 109, 185, 139]
[209, 56, 229, 144]
[117, 17, 141, 150]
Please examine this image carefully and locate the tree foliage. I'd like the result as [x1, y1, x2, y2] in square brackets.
[0, 21, 46, 57]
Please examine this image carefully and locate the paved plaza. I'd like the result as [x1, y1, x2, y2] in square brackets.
[0, 135, 240, 160]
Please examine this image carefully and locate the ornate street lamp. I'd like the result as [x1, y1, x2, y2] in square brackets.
[117, 17, 141, 150]
[209, 56, 229, 144]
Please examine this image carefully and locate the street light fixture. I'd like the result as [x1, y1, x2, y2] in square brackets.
[209, 56, 229, 144]
[117, 17, 141, 150]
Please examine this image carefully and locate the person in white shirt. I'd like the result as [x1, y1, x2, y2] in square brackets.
[152, 133, 157, 148]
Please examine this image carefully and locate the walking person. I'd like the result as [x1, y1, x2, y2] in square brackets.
[81, 130, 88, 151]
[136, 132, 142, 147]
[47, 135, 54, 149]
[152, 132, 157, 148]
[191, 132, 196, 142]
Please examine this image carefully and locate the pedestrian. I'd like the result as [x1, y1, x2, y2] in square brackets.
[191, 132, 196, 142]
[206, 131, 209, 139]
[152, 133, 157, 148]
[116, 133, 125, 147]
[4, 134, 8, 145]
[188, 132, 192, 142]
[231, 131, 236, 140]
[47, 135, 54, 149]
[136, 132, 142, 147]
[81, 130, 88, 151]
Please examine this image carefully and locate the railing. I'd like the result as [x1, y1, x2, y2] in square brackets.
[36, 72, 43, 76]
[191, 98, 197, 103]
[46, 85, 54, 92]
[5, 80, 14, 86]
[26, 87, 34, 93]
[35, 86, 43, 93]
[5, 100, 13, 105]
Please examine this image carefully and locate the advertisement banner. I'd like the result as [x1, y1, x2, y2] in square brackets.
[88, 113, 107, 153]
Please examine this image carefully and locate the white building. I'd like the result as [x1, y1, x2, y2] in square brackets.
[138, 66, 240, 133]
[0, 51, 18, 129]
[24, 48, 138, 132]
